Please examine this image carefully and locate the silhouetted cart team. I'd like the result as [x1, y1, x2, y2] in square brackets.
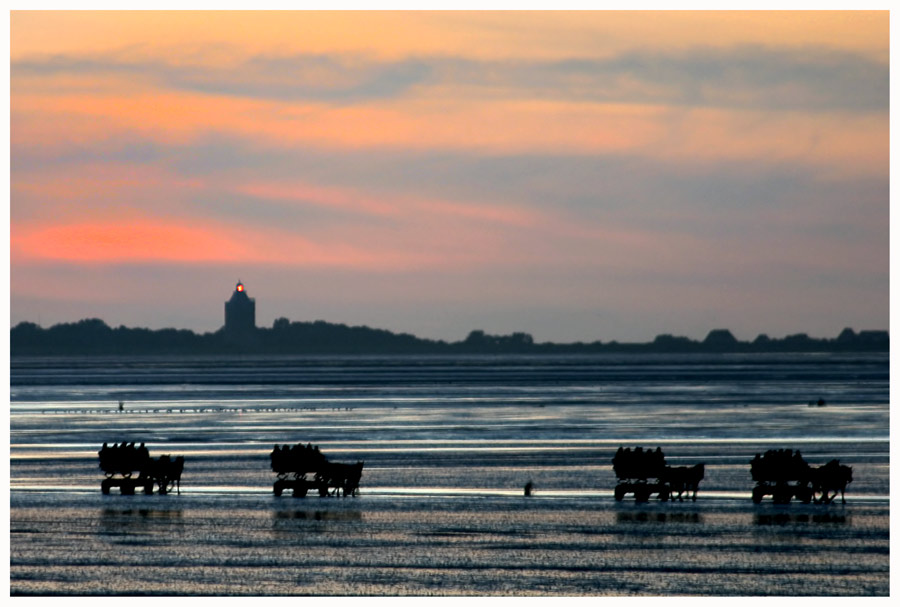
[751, 449, 852, 504]
[98, 442, 183, 495]
[612, 447, 705, 502]
[271, 443, 364, 497]
[96, 442, 852, 504]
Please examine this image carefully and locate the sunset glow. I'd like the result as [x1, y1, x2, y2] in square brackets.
[10, 11, 889, 342]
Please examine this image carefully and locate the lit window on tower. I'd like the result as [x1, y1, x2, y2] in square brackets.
[224, 281, 255, 333]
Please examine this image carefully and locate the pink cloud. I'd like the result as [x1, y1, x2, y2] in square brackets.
[236, 179, 544, 228]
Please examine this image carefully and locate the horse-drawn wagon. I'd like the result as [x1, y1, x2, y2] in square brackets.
[271, 443, 363, 497]
[98, 442, 184, 495]
[612, 447, 705, 502]
[750, 449, 852, 504]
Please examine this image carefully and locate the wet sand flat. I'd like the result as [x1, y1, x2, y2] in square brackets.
[10, 353, 889, 595]
[10, 492, 888, 596]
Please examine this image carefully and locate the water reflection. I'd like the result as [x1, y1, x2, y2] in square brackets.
[271, 509, 363, 537]
[616, 511, 703, 524]
[99, 508, 185, 534]
[754, 512, 849, 526]
[273, 510, 362, 521]
[101, 507, 184, 519]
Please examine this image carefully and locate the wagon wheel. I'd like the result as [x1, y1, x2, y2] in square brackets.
[773, 485, 792, 504]
[751, 486, 764, 504]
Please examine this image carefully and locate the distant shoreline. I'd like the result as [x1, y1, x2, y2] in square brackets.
[10, 318, 889, 356]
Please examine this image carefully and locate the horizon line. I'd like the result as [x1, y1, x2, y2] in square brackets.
[10, 317, 889, 346]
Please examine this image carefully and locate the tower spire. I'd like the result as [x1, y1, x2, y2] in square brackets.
[225, 280, 255, 332]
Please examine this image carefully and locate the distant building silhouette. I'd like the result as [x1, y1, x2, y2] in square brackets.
[224, 280, 255, 334]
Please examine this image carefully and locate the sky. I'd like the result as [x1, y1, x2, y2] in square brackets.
[8, 10, 890, 343]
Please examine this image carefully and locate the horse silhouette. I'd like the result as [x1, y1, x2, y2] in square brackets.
[810, 460, 852, 504]
[167, 456, 185, 494]
[662, 464, 705, 501]
[145, 455, 184, 494]
[317, 462, 364, 497]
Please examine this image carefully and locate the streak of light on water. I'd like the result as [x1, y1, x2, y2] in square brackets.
[10, 436, 891, 450]
[8, 485, 890, 504]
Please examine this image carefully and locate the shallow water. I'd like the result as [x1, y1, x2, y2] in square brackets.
[10, 492, 888, 596]
[9, 353, 890, 595]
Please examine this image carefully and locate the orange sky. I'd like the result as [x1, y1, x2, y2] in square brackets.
[9, 10, 889, 342]
[10, 11, 888, 61]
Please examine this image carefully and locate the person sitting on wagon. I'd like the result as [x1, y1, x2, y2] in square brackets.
[653, 447, 665, 472]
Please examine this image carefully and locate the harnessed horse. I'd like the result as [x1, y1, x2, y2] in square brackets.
[662, 464, 705, 501]
[318, 462, 364, 496]
[810, 460, 852, 504]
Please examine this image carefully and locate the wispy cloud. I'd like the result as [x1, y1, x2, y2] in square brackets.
[13, 45, 887, 112]
[235, 179, 543, 229]
[522, 46, 888, 112]
[13, 52, 431, 104]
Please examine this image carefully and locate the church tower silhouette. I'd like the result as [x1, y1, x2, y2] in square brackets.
[224, 280, 256, 334]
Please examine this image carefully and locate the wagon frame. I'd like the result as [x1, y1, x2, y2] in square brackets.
[270, 443, 363, 498]
[613, 447, 670, 502]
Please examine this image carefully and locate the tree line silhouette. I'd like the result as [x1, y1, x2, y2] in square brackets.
[9, 318, 888, 356]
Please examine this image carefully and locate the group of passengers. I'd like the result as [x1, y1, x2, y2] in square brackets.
[98, 442, 150, 472]
[612, 446, 667, 480]
[750, 449, 810, 482]
[270, 442, 328, 472]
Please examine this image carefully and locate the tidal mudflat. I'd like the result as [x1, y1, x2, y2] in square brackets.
[10, 353, 889, 595]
